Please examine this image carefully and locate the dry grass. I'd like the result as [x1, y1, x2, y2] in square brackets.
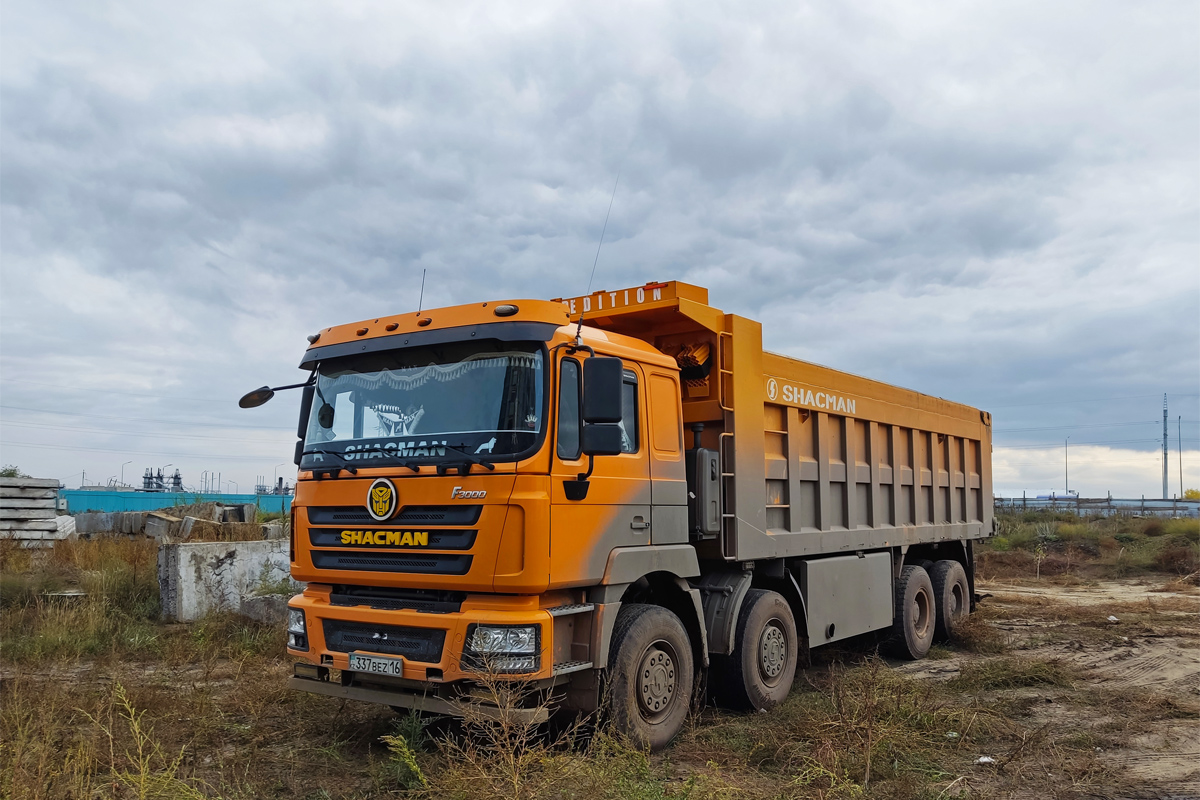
[980, 512, 1200, 581]
[3, 528, 1195, 799]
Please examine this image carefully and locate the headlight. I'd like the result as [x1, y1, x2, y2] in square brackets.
[464, 624, 540, 674]
[287, 608, 308, 651]
[469, 625, 537, 654]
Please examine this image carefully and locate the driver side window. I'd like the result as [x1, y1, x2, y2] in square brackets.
[557, 359, 582, 460]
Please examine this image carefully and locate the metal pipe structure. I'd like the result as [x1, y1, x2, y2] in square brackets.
[1163, 395, 1168, 500]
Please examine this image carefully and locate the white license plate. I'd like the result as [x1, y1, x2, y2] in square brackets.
[348, 652, 404, 677]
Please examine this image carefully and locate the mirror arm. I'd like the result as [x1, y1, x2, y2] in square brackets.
[576, 455, 596, 483]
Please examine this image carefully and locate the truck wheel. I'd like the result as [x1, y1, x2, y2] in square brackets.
[711, 589, 798, 711]
[607, 603, 694, 752]
[930, 560, 970, 640]
[888, 566, 934, 660]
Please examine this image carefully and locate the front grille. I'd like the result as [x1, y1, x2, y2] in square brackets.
[308, 528, 477, 550]
[330, 585, 466, 613]
[323, 619, 445, 662]
[307, 505, 483, 526]
[311, 550, 472, 575]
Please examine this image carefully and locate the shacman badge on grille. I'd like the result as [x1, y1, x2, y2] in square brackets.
[367, 478, 397, 521]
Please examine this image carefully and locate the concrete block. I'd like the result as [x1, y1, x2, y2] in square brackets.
[1, 518, 60, 531]
[179, 517, 200, 539]
[243, 504, 258, 524]
[75, 512, 114, 534]
[0, 508, 55, 519]
[55, 515, 77, 539]
[262, 522, 285, 540]
[0, 487, 58, 500]
[145, 513, 181, 542]
[0, 477, 60, 489]
[157, 538, 300, 622]
[0, 498, 58, 508]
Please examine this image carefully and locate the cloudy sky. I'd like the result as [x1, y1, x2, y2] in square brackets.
[1, 0, 1197, 499]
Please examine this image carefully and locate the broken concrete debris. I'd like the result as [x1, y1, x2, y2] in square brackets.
[71, 501, 285, 544]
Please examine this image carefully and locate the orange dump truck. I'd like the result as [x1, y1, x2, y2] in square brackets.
[247, 280, 993, 750]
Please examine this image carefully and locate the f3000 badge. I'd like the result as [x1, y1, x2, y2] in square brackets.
[367, 478, 397, 521]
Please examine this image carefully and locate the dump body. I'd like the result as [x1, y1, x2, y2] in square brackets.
[283, 279, 993, 749]
[552, 281, 993, 564]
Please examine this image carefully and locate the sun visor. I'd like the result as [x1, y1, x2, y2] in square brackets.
[299, 321, 559, 369]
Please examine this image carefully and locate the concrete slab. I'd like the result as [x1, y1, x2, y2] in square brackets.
[157, 538, 301, 622]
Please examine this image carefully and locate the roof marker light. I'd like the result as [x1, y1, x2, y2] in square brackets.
[494, 304, 519, 317]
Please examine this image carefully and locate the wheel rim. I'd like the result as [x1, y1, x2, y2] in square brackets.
[950, 582, 965, 618]
[637, 640, 678, 723]
[912, 588, 931, 638]
[758, 619, 788, 686]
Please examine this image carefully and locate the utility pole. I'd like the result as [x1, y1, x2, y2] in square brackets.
[1162, 394, 1168, 500]
[1180, 415, 1184, 499]
[1064, 437, 1070, 495]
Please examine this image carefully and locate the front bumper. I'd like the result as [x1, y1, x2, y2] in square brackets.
[287, 585, 595, 692]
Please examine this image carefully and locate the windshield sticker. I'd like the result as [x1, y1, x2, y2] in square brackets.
[341, 440, 448, 460]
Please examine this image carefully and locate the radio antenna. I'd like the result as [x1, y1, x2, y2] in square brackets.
[417, 268, 427, 313]
[576, 169, 621, 345]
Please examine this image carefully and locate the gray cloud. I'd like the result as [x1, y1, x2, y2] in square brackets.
[2, 0, 1197, 496]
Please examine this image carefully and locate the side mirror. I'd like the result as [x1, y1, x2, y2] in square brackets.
[317, 403, 335, 429]
[239, 386, 274, 408]
[582, 423, 623, 456]
[583, 357, 623, 423]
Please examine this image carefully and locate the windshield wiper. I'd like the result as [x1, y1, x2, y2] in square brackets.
[301, 448, 359, 478]
[435, 443, 496, 476]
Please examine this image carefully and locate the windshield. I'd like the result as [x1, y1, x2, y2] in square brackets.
[301, 340, 545, 467]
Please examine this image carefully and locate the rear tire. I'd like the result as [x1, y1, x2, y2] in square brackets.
[930, 560, 970, 641]
[888, 566, 934, 660]
[607, 604, 694, 752]
[710, 589, 799, 711]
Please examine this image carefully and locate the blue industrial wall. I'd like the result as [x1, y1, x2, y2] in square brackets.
[62, 491, 292, 515]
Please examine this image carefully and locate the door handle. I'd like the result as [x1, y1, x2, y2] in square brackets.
[630, 516, 650, 530]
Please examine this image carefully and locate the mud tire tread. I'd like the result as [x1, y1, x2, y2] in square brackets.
[607, 603, 694, 752]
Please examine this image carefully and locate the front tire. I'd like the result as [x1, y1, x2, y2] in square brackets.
[607, 604, 694, 752]
[710, 589, 799, 711]
[889, 565, 935, 660]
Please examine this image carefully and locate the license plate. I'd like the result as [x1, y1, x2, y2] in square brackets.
[348, 652, 404, 677]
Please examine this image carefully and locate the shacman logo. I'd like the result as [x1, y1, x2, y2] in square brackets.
[341, 530, 429, 546]
[367, 478, 398, 521]
[767, 378, 778, 401]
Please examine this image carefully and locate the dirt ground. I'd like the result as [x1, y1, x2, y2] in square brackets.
[895, 577, 1200, 797]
